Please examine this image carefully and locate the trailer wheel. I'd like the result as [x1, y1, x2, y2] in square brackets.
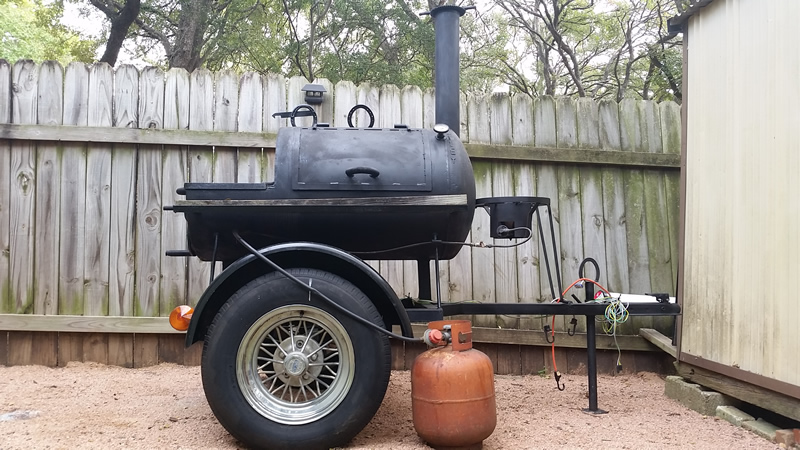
[201, 268, 391, 450]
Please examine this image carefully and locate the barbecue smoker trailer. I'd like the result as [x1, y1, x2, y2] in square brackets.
[166, 6, 680, 450]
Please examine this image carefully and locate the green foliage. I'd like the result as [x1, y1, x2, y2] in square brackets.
[0, 0, 98, 64]
[14, 0, 682, 102]
[493, 0, 682, 102]
[459, 10, 512, 94]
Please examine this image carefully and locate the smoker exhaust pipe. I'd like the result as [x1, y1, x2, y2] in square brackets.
[429, 5, 473, 137]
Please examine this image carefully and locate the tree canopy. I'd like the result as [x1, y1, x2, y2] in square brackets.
[0, 0, 98, 66]
[0, 0, 683, 102]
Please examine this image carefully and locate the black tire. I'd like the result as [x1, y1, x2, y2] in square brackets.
[201, 268, 391, 450]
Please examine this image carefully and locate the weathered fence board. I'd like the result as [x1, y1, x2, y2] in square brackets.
[136, 67, 164, 318]
[80, 63, 114, 362]
[9, 60, 37, 316]
[0, 62, 681, 339]
[0, 61, 11, 316]
[237, 72, 263, 183]
[619, 100, 653, 331]
[262, 74, 284, 182]
[640, 101, 673, 334]
[358, 82, 380, 128]
[510, 96, 539, 330]
[34, 61, 62, 316]
[213, 70, 239, 184]
[492, 162, 518, 329]
[316, 79, 334, 125]
[423, 89, 435, 129]
[6, 61, 38, 364]
[160, 68, 189, 315]
[472, 160, 495, 329]
[110, 65, 138, 318]
[661, 102, 682, 292]
[264, 74, 286, 135]
[533, 97, 562, 334]
[84, 63, 113, 316]
[8, 61, 38, 365]
[287, 76, 306, 124]
[333, 80, 356, 128]
[187, 69, 214, 303]
[59, 63, 89, 316]
[108, 64, 139, 360]
[469, 95, 496, 328]
[556, 98, 586, 332]
[513, 163, 540, 330]
[490, 94, 518, 323]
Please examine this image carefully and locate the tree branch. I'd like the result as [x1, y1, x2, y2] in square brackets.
[97, 0, 141, 66]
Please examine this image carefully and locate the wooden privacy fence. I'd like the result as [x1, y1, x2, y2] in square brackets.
[0, 60, 680, 347]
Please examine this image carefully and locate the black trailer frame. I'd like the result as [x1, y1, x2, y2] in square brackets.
[176, 195, 681, 415]
[401, 197, 680, 414]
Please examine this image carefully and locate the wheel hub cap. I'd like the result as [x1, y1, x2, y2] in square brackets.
[283, 352, 308, 377]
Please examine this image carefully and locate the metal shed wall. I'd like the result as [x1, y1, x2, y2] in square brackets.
[682, 0, 800, 389]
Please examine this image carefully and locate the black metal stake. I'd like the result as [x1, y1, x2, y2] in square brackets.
[584, 315, 606, 414]
[434, 246, 442, 309]
[582, 265, 606, 414]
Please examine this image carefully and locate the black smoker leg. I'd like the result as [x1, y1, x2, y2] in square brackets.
[417, 259, 432, 301]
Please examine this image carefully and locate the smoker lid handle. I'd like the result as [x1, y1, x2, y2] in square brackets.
[345, 166, 380, 178]
[290, 104, 318, 127]
[347, 104, 375, 128]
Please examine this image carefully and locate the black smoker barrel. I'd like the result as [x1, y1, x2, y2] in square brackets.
[176, 125, 476, 263]
[174, 5, 478, 265]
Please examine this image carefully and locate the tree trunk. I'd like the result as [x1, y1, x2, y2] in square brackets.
[97, 0, 141, 66]
[168, 0, 212, 71]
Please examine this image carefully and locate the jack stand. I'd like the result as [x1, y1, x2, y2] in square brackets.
[582, 315, 608, 415]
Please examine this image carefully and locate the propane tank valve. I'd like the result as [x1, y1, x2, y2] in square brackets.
[422, 328, 451, 347]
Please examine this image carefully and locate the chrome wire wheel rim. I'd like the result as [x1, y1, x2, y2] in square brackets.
[236, 305, 355, 425]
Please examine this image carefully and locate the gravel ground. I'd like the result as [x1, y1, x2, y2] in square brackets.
[0, 362, 780, 450]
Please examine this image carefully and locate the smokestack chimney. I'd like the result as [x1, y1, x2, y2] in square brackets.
[429, 5, 473, 137]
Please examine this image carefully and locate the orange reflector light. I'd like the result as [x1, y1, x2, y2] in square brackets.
[169, 305, 194, 331]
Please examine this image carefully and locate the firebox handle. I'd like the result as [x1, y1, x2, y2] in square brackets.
[347, 104, 375, 128]
[345, 166, 380, 178]
[290, 104, 318, 127]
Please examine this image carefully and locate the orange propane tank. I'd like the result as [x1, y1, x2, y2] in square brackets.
[411, 320, 496, 449]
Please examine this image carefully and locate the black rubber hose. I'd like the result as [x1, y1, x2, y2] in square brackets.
[233, 231, 423, 343]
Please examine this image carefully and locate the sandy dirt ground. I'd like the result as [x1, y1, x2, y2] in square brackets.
[0, 362, 780, 450]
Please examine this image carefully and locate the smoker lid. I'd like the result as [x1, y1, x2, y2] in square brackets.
[293, 128, 431, 191]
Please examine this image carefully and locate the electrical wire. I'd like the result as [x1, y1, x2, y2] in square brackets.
[233, 231, 423, 344]
[593, 295, 630, 369]
[350, 226, 534, 256]
[243, 226, 532, 256]
[558, 278, 612, 301]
